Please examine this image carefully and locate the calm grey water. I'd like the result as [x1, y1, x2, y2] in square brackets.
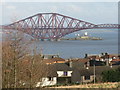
[32, 29, 118, 59]
[1, 29, 118, 59]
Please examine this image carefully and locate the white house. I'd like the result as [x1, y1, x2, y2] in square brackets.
[36, 63, 73, 87]
[53, 63, 73, 84]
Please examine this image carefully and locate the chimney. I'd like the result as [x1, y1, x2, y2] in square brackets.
[101, 53, 104, 55]
[106, 60, 109, 66]
[105, 52, 108, 56]
[85, 54, 88, 58]
[69, 61, 73, 68]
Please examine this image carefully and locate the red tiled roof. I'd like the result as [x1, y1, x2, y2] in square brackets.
[52, 57, 65, 61]
[68, 58, 90, 63]
[43, 57, 65, 64]
[112, 59, 120, 62]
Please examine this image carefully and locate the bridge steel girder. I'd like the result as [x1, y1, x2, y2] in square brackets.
[2, 13, 120, 39]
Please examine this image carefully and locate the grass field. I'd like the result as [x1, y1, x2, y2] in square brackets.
[49, 82, 120, 89]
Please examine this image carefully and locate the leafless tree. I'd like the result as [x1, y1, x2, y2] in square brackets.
[2, 14, 53, 89]
[0, 42, 2, 89]
[17, 44, 51, 88]
[2, 31, 30, 88]
[2, 31, 53, 88]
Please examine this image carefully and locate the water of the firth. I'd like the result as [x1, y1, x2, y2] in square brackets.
[31, 29, 118, 59]
[1, 29, 118, 59]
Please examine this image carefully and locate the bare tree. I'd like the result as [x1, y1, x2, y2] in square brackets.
[2, 31, 30, 88]
[0, 42, 2, 89]
[2, 32, 53, 88]
[17, 45, 50, 88]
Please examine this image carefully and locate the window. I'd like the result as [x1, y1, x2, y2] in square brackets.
[84, 76, 90, 80]
[48, 77, 53, 81]
[64, 71, 68, 76]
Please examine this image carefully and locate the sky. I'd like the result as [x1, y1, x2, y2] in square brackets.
[0, 1, 119, 25]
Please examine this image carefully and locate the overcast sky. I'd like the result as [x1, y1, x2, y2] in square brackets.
[0, 1, 118, 25]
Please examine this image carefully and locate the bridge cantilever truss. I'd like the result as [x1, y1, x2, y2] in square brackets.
[2, 13, 120, 39]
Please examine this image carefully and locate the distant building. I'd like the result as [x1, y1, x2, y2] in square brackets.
[42, 54, 59, 59]
[85, 53, 119, 66]
[111, 59, 120, 66]
[41, 54, 66, 64]
[66, 57, 105, 69]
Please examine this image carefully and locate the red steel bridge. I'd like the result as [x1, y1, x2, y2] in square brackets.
[2, 13, 120, 40]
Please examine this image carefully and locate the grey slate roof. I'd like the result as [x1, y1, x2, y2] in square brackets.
[46, 63, 73, 77]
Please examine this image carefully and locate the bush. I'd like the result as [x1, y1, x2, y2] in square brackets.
[102, 67, 120, 82]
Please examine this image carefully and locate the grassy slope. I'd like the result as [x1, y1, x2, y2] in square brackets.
[49, 82, 120, 88]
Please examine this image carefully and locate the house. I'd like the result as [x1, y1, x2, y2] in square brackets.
[42, 54, 59, 59]
[66, 58, 105, 69]
[52, 63, 73, 84]
[85, 53, 119, 66]
[85, 53, 119, 61]
[71, 66, 120, 84]
[36, 63, 73, 87]
[110, 59, 120, 66]
[89, 60, 105, 66]
[71, 67, 94, 84]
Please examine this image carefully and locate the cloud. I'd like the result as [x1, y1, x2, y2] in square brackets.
[65, 4, 82, 14]
[1, 2, 118, 25]
[0, 0, 6, 5]
[1, 0, 120, 2]
[6, 5, 16, 10]
[50, 6, 58, 12]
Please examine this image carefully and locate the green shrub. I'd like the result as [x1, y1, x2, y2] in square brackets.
[102, 67, 120, 82]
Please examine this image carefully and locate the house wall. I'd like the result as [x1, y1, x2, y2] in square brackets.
[71, 69, 81, 83]
[57, 71, 72, 77]
[57, 71, 63, 77]
[72, 70, 94, 84]
[36, 77, 57, 87]
[68, 71, 73, 76]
